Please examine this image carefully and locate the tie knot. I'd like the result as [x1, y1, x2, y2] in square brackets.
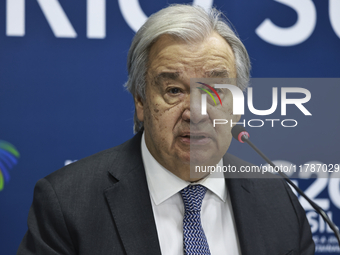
[180, 185, 207, 212]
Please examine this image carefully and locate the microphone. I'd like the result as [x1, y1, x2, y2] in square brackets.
[231, 125, 340, 246]
[231, 125, 249, 143]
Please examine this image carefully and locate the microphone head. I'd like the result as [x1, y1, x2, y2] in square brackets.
[231, 125, 250, 143]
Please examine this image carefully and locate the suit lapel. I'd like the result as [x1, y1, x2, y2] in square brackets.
[223, 153, 266, 255]
[104, 132, 162, 255]
[226, 178, 266, 255]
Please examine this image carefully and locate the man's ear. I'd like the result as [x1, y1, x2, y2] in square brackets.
[135, 95, 144, 122]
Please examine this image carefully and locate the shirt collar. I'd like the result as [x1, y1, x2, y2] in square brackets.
[141, 132, 227, 205]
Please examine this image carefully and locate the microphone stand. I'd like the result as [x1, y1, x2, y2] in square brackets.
[241, 134, 340, 246]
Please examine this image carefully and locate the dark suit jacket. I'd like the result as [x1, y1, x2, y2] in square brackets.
[18, 131, 314, 255]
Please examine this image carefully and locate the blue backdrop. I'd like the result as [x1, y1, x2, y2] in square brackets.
[1, 0, 339, 254]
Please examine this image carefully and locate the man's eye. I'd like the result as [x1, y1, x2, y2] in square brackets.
[169, 88, 181, 94]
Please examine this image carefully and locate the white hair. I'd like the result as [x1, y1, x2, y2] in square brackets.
[124, 4, 251, 133]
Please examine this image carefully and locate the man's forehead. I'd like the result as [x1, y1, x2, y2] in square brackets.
[147, 34, 236, 82]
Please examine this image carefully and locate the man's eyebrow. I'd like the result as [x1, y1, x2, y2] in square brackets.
[155, 72, 181, 83]
[205, 69, 229, 78]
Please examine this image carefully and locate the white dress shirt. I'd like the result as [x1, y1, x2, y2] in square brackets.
[141, 133, 241, 255]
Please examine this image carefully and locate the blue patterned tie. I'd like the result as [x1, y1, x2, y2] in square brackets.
[180, 185, 211, 255]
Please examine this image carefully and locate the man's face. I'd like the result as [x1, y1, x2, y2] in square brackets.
[135, 32, 239, 181]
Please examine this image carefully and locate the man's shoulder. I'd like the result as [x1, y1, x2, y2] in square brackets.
[224, 153, 303, 222]
[43, 131, 143, 192]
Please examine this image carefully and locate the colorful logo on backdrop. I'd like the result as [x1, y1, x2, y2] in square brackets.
[0, 140, 20, 191]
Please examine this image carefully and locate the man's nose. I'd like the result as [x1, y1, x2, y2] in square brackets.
[182, 89, 209, 124]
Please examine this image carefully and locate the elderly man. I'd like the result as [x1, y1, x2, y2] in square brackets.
[18, 4, 314, 255]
